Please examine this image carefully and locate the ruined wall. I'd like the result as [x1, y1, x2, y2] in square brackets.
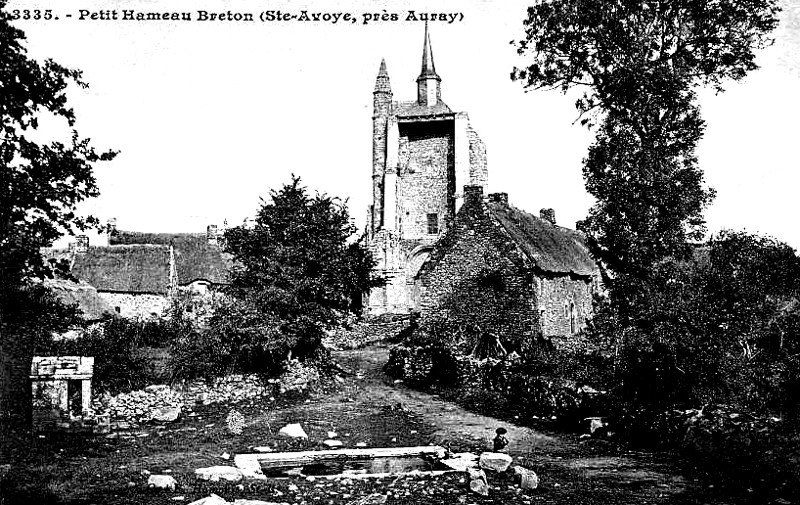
[398, 121, 454, 240]
[467, 127, 488, 188]
[98, 292, 169, 320]
[535, 275, 594, 343]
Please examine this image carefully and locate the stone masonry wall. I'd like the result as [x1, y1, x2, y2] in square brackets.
[417, 195, 537, 354]
[398, 121, 454, 240]
[536, 275, 594, 341]
[98, 292, 169, 320]
[467, 127, 488, 187]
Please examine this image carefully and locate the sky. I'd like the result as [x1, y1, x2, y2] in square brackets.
[7, 0, 800, 249]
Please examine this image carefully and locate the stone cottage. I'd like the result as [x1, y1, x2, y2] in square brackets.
[365, 24, 488, 314]
[415, 186, 600, 351]
[69, 225, 231, 319]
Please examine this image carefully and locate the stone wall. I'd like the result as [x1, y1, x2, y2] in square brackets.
[535, 275, 594, 339]
[417, 194, 537, 354]
[398, 121, 454, 240]
[99, 292, 169, 320]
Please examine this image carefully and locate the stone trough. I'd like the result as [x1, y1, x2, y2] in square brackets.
[234, 445, 461, 480]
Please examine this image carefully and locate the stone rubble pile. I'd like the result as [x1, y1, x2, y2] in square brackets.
[92, 385, 184, 424]
[91, 364, 319, 423]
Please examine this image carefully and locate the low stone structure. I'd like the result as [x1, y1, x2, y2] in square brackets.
[30, 356, 95, 430]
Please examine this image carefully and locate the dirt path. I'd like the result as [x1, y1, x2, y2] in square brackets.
[322, 344, 717, 505]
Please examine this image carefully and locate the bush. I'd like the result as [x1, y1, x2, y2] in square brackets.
[37, 312, 192, 394]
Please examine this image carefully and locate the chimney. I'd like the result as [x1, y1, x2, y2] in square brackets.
[539, 208, 556, 225]
[74, 235, 89, 253]
[207, 224, 218, 245]
[464, 185, 484, 205]
[488, 192, 508, 205]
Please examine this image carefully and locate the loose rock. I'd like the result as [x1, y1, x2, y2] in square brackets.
[278, 423, 308, 439]
[147, 474, 177, 490]
[479, 452, 513, 473]
[195, 466, 244, 482]
[323, 439, 343, 448]
[152, 406, 181, 423]
[513, 465, 540, 490]
[188, 495, 228, 505]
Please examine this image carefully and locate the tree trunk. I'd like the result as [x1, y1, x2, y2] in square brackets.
[0, 324, 34, 459]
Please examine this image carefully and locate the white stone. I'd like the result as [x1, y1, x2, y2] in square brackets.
[441, 452, 479, 472]
[513, 465, 539, 490]
[327, 431, 338, 438]
[469, 477, 489, 496]
[253, 446, 273, 453]
[278, 423, 308, 439]
[187, 494, 228, 505]
[479, 452, 513, 473]
[323, 439, 343, 448]
[147, 474, 177, 490]
[467, 467, 487, 484]
[152, 406, 181, 422]
[195, 465, 243, 482]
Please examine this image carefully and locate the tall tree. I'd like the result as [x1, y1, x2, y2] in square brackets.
[512, 0, 779, 285]
[0, 2, 116, 439]
[218, 176, 381, 371]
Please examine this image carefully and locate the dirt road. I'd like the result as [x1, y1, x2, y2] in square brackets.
[323, 344, 727, 505]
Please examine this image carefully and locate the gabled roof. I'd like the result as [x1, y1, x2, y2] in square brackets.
[487, 202, 597, 277]
[71, 245, 171, 295]
[110, 230, 231, 285]
[44, 278, 114, 321]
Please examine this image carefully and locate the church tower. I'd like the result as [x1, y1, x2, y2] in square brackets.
[366, 26, 488, 314]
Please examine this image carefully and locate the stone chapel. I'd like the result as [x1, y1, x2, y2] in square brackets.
[365, 25, 488, 314]
[364, 27, 602, 347]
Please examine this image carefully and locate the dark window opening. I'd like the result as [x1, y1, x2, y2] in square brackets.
[114, 306, 121, 314]
[426, 213, 439, 235]
[569, 302, 577, 334]
[67, 380, 82, 416]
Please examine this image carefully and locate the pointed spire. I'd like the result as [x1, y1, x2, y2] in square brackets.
[374, 57, 392, 94]
[418, 21, 440, 81]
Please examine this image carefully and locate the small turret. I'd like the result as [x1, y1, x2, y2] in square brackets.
[417, 22, 441, 107]
[373, 58, 393, 115]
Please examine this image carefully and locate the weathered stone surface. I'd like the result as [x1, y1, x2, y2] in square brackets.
[440, 452, 479, 472]
[278, 423, 308, 439]
[195, 465, 244, 482]
[152, 406, 181, 422]
[479, 452, 512, 473]
[469, 477, 489, 496]
[513, 465, 539, 490]
[187, 494, 228, 505]
[145, 384, 170, 394]
[147, 474, 177, 490]
[467, 467, 487, 484]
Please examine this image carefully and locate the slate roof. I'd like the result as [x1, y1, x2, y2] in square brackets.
[71, 245, 171, 295]
[44, 278, 114, 321]
[395, 100, 453, 118]
[487, 202, 597, 278]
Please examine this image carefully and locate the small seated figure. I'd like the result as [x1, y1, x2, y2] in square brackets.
[493, 427, 509, 452]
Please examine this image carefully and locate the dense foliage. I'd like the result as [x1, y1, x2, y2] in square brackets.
[0, 1, 115, 436]
[197, 177, 381, 376]
[512, 0, 779, 284]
